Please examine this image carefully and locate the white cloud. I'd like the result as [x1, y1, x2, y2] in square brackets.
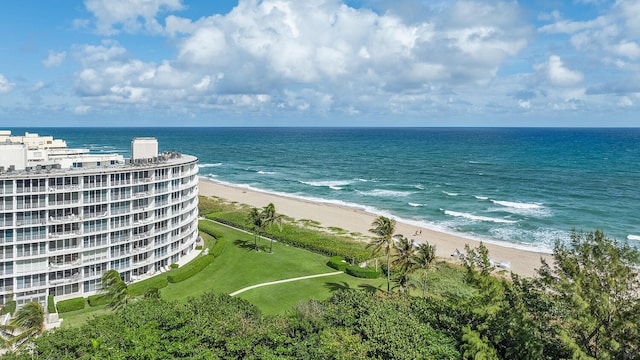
[42, 51, 67, 67]
[71, 0, 534, 118]
[611, 40, 640, 60]
[74, 105, 91, 114]
[618, 0, 640, 35]
[84, 0, 183, 35]
[29, 81, 45, 93]
[618, 96, 633, 107]
[177, 27, 228, 66]
[518, 99, 531, 109]
[0, 74, 16, 93]
[535, 55, 584, 87]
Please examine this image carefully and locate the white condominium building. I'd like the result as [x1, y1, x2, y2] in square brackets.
[0, 131, 199, 307]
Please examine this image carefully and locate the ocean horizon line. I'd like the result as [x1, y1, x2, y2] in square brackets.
[5, 125, 640, 130]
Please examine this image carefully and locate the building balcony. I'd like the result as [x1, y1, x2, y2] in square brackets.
[49, 214, 80, 223]
[49, 260, 81, 269]
[50, 274, 80, 285]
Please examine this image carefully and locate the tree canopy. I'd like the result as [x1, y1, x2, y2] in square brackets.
[3, 229, 639, 359]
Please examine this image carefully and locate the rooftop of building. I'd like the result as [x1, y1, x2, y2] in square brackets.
[0, 130, 197, 178]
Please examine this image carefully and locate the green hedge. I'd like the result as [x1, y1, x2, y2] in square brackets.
[167, 255, 215, 283]
[211, 237, 227, 257]
[88, 294, 108, 307]
[345, 266, 382, 279]
[47, 295, 56, 313]
[198, 220, 225, 240]
[1, 300, 16, 315]
[57, 297, 86, 313]
[129, 276, 169, 297]
[327, 256, 349, 271]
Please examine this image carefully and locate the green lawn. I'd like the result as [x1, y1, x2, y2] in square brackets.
[237, 273, 385, 315]
[60, 221, 469, 326]
[61, 221, 384, 325]
[161, 222, 337, 301]
[60, 305, 109, 328]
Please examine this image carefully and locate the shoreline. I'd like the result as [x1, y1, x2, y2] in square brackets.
[198, 178, 552, 278]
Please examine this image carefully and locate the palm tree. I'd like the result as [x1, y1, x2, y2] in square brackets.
[391, 270, 415, 295]
[262, 203, 283, 254]
[247, 207, 264, 251]
[368, 216, 397, 294]
[414, 242, 437, 297]
[9, 301, 45, 350]
[100, 270, 130, 311]
[392, 235, 416, 273]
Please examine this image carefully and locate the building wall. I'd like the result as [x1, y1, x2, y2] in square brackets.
[0, 155, 199, 307]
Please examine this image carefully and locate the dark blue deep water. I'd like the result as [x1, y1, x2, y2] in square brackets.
[13, 127, 640, 252]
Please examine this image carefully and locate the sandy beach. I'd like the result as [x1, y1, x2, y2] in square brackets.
[199, 178, 552, 278]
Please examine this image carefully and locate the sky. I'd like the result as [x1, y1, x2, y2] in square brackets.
[0, 0, 639, 127]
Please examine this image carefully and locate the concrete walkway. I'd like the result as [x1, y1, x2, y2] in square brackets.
[229, 271, 344, 296]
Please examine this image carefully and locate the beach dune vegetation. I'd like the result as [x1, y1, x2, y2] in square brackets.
[208, 213, 370, 262]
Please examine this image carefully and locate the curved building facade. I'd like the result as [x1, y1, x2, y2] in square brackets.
[0, 131, 199, 307]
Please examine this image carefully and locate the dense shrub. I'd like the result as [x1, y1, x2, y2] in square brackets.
[345, 266, 382, 279]
[88, 294, 108, 307]
[170, 263, 179, 269]
[57, 297, 86, 313]
[129, 276, 169, 297]
[1, 300, 16, 315]
[209, 212, 371, 262]
[327, 256, 349, 271]
[47, 295, 56, 313]
[167, 255, 215, 283]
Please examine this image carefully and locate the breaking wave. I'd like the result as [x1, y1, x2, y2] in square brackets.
[442, 209, 517, 224]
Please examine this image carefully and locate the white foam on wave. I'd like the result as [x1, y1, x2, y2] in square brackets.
[414, 184, 425, 190]
[205, 177, 390, 217]
[408, 202, 424, 207]
[300, 180, 354, 191]
[442, 209, 517, 224]
[475, 195, 489, 200]
[628, 235, 640, 241]
[443, 191, 458, 196]
[491, 200, 542, 209]
[490, 199, 551, 217]
[358, 189, 413, 197]
[489, 227, 559, 253]
[257, 170, 277, 175]
[199, 163, 223, 168]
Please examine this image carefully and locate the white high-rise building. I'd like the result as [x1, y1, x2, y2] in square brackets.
[0, 131, 199, 307]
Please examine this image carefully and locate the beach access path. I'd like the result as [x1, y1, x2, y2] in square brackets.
[199, 179, 552, 278]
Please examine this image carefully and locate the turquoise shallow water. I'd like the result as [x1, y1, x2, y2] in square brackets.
[15, 127, 640, 252]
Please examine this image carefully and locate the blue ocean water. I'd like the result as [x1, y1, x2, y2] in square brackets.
[15, 127, 640, 252]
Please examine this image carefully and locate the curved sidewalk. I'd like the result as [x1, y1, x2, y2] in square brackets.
[229, 271, 344, 296]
